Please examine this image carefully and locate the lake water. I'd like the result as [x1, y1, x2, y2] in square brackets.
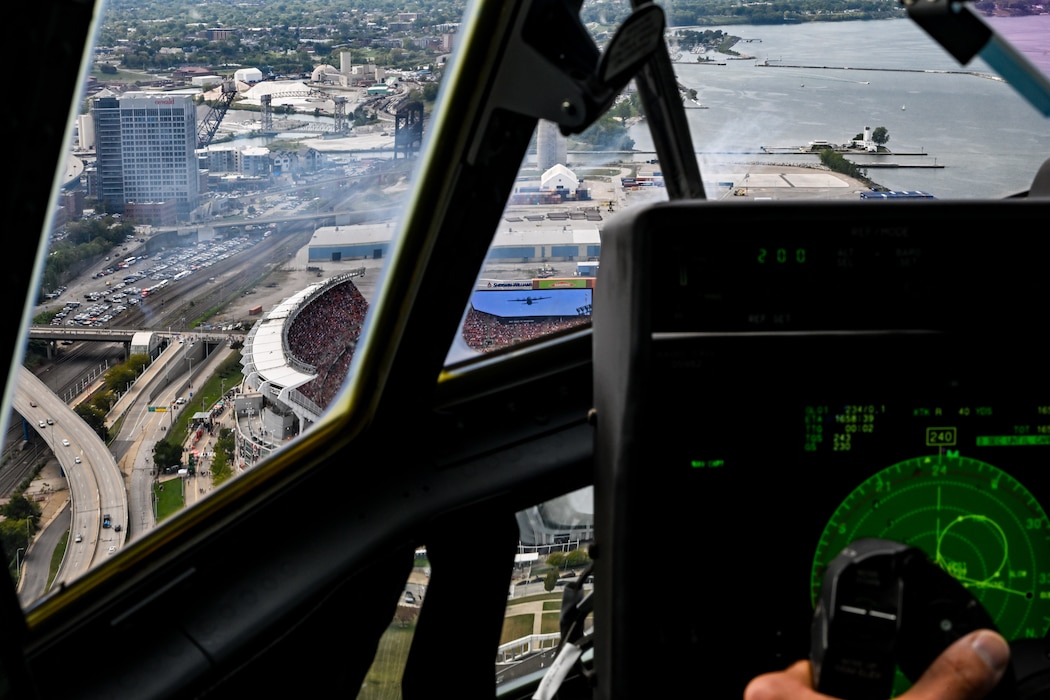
[629, 16, 1050, 199]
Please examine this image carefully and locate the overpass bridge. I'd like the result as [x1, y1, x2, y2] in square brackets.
[13, 368, 127, 599]
[14, 332, 231, 602]
[29, 327, 140, 344]
[27, 328, 233, 366]
[28, 327, 234, 345]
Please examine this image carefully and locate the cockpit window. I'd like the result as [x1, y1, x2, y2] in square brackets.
[11, 0, 436, 608]
[450, 108, 667, 363]
[9, 0, 1050, 618]
[449, 6, 1050, 363]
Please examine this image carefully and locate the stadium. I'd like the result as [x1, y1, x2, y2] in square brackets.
[237, 270, 369, 464]
[236, 216, 601, 546]
[238, 267, 595, 459]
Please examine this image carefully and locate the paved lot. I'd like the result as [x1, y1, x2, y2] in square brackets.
[705, 163, 869, 200]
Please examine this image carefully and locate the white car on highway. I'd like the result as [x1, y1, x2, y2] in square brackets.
[61, 438, 70, 446]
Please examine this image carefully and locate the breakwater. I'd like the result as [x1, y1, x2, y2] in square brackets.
[755, 61, 1003, 81]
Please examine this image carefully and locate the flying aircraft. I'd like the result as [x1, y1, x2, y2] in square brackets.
[509, 296, 551, 305]
[3, 0, 1050, 699]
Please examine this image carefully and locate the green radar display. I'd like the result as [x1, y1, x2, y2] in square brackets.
[812, 454, 1050, 643]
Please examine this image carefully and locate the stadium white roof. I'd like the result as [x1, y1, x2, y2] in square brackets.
[249, 282, 326, 390]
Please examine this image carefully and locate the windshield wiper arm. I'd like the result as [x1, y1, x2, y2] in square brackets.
[903, 0, 1050, 117]
[628, 0, 705, 200]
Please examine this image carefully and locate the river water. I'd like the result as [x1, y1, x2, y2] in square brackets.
[629, 16, 1050, 199]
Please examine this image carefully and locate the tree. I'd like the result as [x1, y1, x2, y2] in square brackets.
[105, 365, 138, 394]
[1, 519, 33, 575]
[543, 569, 559, 592]
[565, 547, 591, 569]
[89, 391, 116, 413]
[395, 604, 418, 628]
[212, 428, 236, 485]
[615, 98, 632, 121]
[872, 126, 890, 146]
[154, 440, 185, 471]
[75, 403, 110, 442]
[819, 148, 865, 180]
[570, 112, 635, 151]
[2, 496, 40, 524]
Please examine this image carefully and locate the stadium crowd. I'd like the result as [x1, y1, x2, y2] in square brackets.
[461, 307, 590, 351]
[286, 279, 369, 408]
[285, 285, 589, 410]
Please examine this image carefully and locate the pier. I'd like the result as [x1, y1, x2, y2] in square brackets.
[755, 61, 1001, 82]
[858, 162, 943, 169]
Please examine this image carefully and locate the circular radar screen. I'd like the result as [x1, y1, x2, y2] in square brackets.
[812, 454, 1050, 642]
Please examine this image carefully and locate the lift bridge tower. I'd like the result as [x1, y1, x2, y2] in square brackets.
[394, 100, 424, 159]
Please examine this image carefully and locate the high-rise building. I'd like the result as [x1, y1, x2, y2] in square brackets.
[93, 92, 201, 221]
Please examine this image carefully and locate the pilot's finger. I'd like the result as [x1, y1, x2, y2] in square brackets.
[904, 629, 1010, 700]
[744, 660, 824, 700]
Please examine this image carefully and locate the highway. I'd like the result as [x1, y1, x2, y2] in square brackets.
[12, 337, 215, 603]
[14, 369, 127, 600]
[106, 337, 225, 541]
[11, 180, 381, 606]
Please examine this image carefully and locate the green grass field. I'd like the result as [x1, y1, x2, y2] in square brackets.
[48, 532, 69, 590]
[540, 612, 560, 634]
[357, 589, 577, 697]
[154, 479, 185, 522]
[359, 622, 416, 700]
[502, 614, 535, 644]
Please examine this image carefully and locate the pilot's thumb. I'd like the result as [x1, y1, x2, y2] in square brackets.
[905, 630, 1010, 700]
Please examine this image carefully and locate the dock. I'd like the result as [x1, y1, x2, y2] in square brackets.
[857, 162, 944, 169]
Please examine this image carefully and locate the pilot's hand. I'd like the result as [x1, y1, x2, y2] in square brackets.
[744, 629, 1010, 700]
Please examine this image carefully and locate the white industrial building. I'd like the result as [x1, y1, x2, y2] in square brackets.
[191, 75, 224, 88]
[306, 214, 601, 264]
[234, 67, 264, 84]
[539, 164, 578, 191]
